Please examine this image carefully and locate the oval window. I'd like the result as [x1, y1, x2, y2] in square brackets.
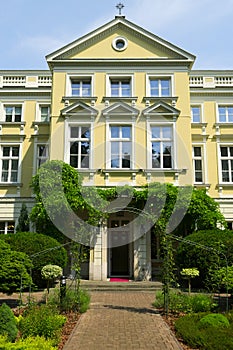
[112, 37, 128, 51]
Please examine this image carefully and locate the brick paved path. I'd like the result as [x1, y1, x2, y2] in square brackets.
[63, 291, 183, 350]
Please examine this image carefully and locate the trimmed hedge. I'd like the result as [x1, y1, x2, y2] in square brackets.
[175, 312, 233, 350]
[1, 232, 67, 288]
[176, 229, 233, 290]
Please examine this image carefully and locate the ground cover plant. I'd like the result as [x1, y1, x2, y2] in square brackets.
[0, 335, 57, 349]
[0, 285, 90, 349]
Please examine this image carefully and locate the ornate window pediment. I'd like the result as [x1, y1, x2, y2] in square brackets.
[61, 101, 98, 119]
[142, 101, 180, 120]
[102, 101, 139, 119]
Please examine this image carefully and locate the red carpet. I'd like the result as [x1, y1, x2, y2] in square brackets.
[110, 278, 129, 282]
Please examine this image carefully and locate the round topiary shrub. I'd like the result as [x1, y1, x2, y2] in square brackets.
[199, 313, 230, 329]
[0, 303, 18, 341]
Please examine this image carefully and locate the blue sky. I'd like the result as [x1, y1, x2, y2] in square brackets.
[1, 0, 233, 70]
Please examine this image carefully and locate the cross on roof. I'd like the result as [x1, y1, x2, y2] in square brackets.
[116, 2, 124, 16]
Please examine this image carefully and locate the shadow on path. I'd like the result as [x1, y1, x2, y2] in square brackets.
[103, 304, 159, 315]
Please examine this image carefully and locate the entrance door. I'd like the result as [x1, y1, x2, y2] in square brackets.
[110, 220, 130, 276]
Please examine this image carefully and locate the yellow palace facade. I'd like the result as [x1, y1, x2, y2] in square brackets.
[0, 14, 233, 280]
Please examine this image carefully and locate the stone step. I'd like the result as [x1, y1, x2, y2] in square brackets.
[79, 280, 163, 292]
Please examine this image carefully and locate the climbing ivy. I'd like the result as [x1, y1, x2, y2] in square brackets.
[30, 161, 226, 312]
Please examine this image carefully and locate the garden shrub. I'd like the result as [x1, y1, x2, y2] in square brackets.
[47, 287, 90, 313]
[0, 335, 57, 349]
[199, 313, 230, 328]
[175, 314, 205, 348]
[175, 313, 233, 350]
[2, 232, 67, 288]
[19, 304, 66, 343]
[154, 290, 215, 313]
[78, 288, 91, 313]
[175, 229, 233, 290]
[0, 240, 32, 295]
[0, 303, 18, 342]
[210, 266, 233, 295]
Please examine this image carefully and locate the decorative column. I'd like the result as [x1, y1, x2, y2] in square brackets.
[89, 220, 108, 281]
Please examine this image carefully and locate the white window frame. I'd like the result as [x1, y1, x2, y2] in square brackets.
[36, 144, 49, 170]
[106, 121, 135, 169]
[66, 124, 91, 169]
[36, 103, 51, 122]
[146, 75, 174, 97]
[1, 103, 24, 122]
[191, 104, 203, 123]
[109, 125, 132, 169]
[66, 74, 94, 97]
[192, 145, 204, 183]
[148, 124, 174, 170]
[0, 144, 21, 183]
[106, 74, 134, 97]
[217, 105, 233, 123]
[219, 144, 233, 183]
[0, 221, 15, 234]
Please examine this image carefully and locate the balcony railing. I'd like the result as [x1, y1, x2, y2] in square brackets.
[190, 75, 233, 88]
[0, 74, 52, 88]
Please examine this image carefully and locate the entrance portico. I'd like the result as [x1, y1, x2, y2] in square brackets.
[89, 211, 152, 281]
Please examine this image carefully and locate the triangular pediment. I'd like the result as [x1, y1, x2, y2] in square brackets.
[143, 101, 180, 118]
[102, 102, 139, 117]
[46, 17, 195, 67]
[61, 101, 98, 117]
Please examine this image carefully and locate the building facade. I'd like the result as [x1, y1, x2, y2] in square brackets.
[0, 15, 233, 280]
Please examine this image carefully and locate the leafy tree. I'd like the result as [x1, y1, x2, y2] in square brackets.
[0, 240, 32, 294]
[1, 232, 67, 289]
[176, 229, 233, 290]
[174, 189, 226, 236]
[16, 202, 29, 232]
[210, 266, 233, 295]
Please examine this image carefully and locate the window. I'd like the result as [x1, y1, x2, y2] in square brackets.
[71, 79, 91, 97]
[191, 106, 201, 123]
[36, 145, 49, 169]
[149, 78, 171, 97]
[193, 146, 203, 183]
[40, 106, 50, 122]
[5, 106, 22, 122]
[218, 106, 233, 123]
[112, 37, 128, 51]
[110, 78, 131, 97]
[69, 126, 90, 169]
[110, 125, 131, 168]
[0, 146, 19, 182]
[0, 221, 15, 234]
[151, 126, 172, 169]
[220, 146, 233, 182]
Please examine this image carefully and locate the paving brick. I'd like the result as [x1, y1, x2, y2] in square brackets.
[63, 291, 183, 350]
